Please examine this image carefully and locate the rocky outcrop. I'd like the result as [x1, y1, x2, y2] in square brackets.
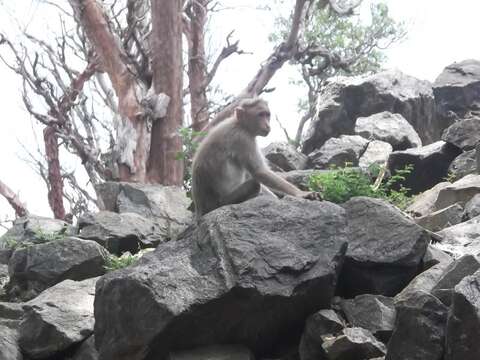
[435, 174, 480, 209]
[415, 203, 463, 232]
[263, 142, 308, 171]
[442, 117, 480, 150]
[0, 323, 21, 360]
[355, 111, 422, 150]
[448, 150, 477, 181]
[340, 197, 429, 297]
[322, 327, 386, 360]
[437, 216, 480, 257]
[308, 135, 369, 169]
[462, 193, 480, 220]
[303, 69, 436, 154]
[406, 182, 452, 217]
[94, 197, 348, 360]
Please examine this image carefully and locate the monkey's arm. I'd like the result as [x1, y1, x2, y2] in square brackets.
[253, 168, 304, 196]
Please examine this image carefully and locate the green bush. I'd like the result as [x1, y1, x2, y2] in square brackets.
[308, 164, 413, 209]
[103, 248, 154, 272]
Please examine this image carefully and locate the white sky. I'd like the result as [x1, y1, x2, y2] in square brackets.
[0, 0, 479, 232]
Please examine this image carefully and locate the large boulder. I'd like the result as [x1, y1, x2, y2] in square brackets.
[308, 135, 369, 169]
[358, 140, 393, 170]
[415, 203, 463, 232]
[303, 69, 436, 154]
[71, 336, 98, 360]
[448, 150, 477, 181]
[445, 269, 480, 360]
[0, 323, 21, 360]
[442, 117, 480, 150]
[263, 142, 308, 171]
[94, 197, 348, 360]
[406, 182, 452, 218]
[19, 278, 97, 359]
[463, 193, 480, 220]
[434, 174, 480, 209]
[169, 345, 254, 360]
[7, 237, 106, 301]
[433, 59, 480, 127]
[322, 327, 386, 360]
[355, 111, 422, 150]
[387, 141, 462, 194]
[77, 211, 165, 254]
[437, 215, 480, 257]
[386, 291, 448, 360]
[339, 197, 429, 297]
[95, 182, 191, 238]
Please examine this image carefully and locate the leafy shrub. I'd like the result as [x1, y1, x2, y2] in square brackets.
[176, 127, 207, 195]
[308, 164, 413, 209]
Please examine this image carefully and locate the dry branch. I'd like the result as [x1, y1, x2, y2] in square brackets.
[0, 179, 28, 217]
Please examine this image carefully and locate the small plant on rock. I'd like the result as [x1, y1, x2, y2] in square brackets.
[33, 229, 65, 243]
[103, 248, 155, 272]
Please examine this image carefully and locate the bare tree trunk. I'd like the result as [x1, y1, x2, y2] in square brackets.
[185, 0, 209, 132]
[43, 126, 66, 219]
[148, 0, 184, 185]
[68, 0, 150, 182]
[0, 179, 28, 217]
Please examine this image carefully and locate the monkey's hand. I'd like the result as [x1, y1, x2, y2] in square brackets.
[299, 191, 323, 201]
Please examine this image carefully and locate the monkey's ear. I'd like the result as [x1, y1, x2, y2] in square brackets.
[235, 107, 246, 122]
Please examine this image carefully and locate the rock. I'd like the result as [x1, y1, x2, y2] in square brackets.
[477, 141, 480, 173]
[339, 197, 429, 297]
[442, 117, 480, 150]
[358, 140, 393, 170]
[423, 245, 453, 269]
[0, 302, 24, 321]
[303, 69, 437, 154]
[406, 182, 452, 217]
[386, 291, 448, 360]
[71, 336, 99, 360]
[96, 182, 192, 239]
[94, 197, 348, 360]
[448, 150, 477, 181]
[445, 269, 480, 360]
[355, 111, 422, 150]
[7, 237, 106, 301]
[322, 327, 386, 360]
[299, 309, 346, 360]
[19, 278, 96, 359]
[308, 135, 369, 169]
[340, 295, 396, 342]
[462, 193, 480, 220]
[387, 141, 462, 194]
[437, 215, 480, 257]
[169, 345, 254, 360]
[435, 174, 480, 209]
[0, 215, 72, 250]
[431, 255, 480, 306]
[278, 170, 321, 191]
[0, 323, 21, 360]
[433, 59, 480, 128]
[415, 203, 463, 232]
[395, 261, 452, 304]
[77, 211, 165, 254]
[263, 142, 308, 171]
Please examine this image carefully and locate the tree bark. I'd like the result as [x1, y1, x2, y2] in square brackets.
[43, 126, 66, 220]
[148, 0, 184, 185]
[0, 180, 28, 218]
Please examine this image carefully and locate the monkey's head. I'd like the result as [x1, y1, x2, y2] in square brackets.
[235, 98, 271, 137]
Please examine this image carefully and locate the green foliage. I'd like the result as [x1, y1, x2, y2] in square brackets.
[308, 164, 413, 209]
[103, 248, 154, 272]
[33, 229, 65, 243]
[176, 127, 206, 194]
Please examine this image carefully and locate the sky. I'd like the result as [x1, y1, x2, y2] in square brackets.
[0, 0, 479, 232]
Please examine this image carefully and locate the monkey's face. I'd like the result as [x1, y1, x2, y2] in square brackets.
[237, 104, 271, 137]
[255, 109, 271, 137]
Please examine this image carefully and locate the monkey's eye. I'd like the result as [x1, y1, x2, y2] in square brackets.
[258, 111, 270, 118]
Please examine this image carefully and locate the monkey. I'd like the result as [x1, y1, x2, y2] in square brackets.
[191, 97, 321, 218]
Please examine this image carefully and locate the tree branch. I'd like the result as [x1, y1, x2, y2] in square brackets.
[0, 179, 28, 217]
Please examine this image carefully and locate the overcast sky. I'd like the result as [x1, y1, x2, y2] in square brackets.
[0, 0, 479, 231]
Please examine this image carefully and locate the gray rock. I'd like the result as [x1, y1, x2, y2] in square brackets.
[71, 336, 99, 360]
[0, 302, 24, 321]
[299, 309, 346, 360]
[19, 278, 97, 359]
[278, 170, 322, 191]
[308, 135, 369, 169]
[169, 345, 254, 360]
[355, 112, 422, 150]
[78, 211, 165, 254]
[448, 150, 477, 181]
[322, 327, 386, 360]
[406, 182, 452, 217]
[415, 203, 463, 232]
[435, 174, 480, 209]
[96, 182, 192, 239]
[263, 142, 308, 171]
[0, 323, 22, 360]
[437, 215, 480, 257]
[395, 261, 452, 304]
[442, 117, 480, 150]
[431, 255, 480, 306]
[445, 269, 480, 360]
[7, 237, 106, 301]
[94, 197, 348, 360]
[358, 140, 393, 170]
[463, 193, 480, 220]
[303, 69, 437, 154]
[387, 141, 462, 194]
[340, 197, 429, 297]
[340, 295, 396, 342]
[386, 291, 448, 360]
[477, 141, 480, 173]
[423, 245, 453, 270]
